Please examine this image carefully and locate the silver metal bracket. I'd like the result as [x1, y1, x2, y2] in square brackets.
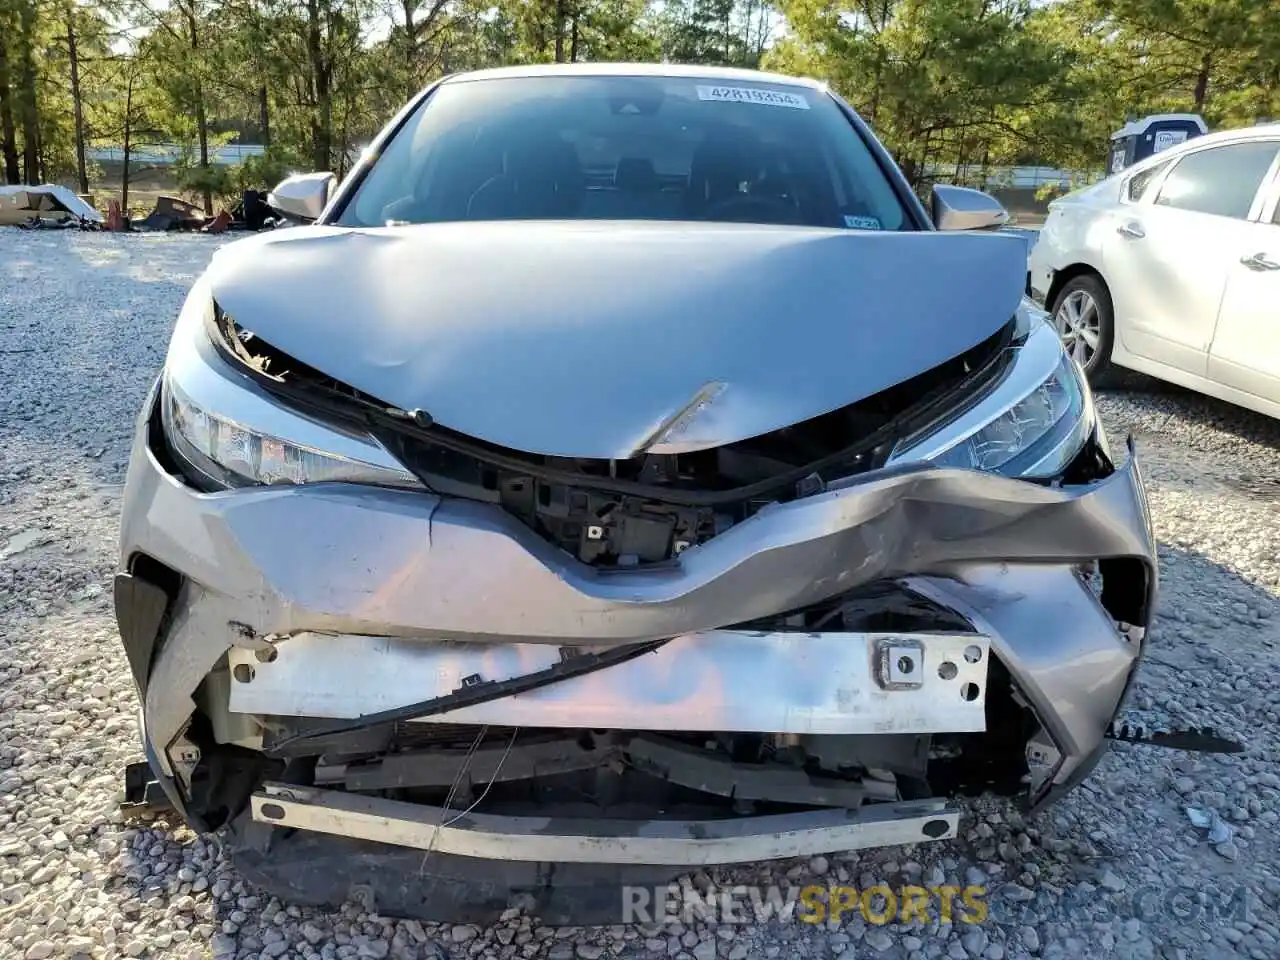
[875, 638, 925, 690]
[167, 726, 202, 793]
[228, 630, 991, 735]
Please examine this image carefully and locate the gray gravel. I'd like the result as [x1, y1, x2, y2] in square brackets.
[3, 228, 1280, 960]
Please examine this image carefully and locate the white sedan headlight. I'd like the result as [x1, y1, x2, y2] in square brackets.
[159, 277, 420, 490]
[887, 312, 1095, 479]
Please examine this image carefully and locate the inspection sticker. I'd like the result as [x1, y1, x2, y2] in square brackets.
[696, 85, 810, 109]
[843, 214, 882, 230]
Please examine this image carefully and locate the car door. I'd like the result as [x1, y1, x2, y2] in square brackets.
[1208, 149, 1280, 403]
[1102, 138, 1280, 376]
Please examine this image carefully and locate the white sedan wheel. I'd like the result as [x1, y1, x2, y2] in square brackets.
[1054, 289, 1102, 368]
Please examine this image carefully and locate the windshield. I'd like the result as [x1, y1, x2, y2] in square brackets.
[336, 75, 911, 231]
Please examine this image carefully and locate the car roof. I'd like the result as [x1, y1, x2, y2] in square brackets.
[1142, 122, 1280, 159]
[1112, 121, 1280, 180]
[438, 62, 829, 91]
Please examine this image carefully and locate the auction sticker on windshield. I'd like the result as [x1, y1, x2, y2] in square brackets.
[844, 215, 882, 230]
[696, 85, 810, 109]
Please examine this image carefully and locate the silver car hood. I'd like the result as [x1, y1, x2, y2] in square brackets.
[206, 221, 1027, 459]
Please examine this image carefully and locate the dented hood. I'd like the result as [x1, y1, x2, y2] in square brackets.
[205, 221, 1027, 458]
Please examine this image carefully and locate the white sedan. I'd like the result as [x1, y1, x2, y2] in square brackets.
[1029, 124, 1280, 417]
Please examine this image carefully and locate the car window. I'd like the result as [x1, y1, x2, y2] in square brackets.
[1153, 141, 1280, 220]
[1124, 160, 1171, 202]
[336, 75, 910, 231]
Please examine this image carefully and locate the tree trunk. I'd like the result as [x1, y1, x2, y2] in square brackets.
[67, 10, 90, 195]
[258, 86, 271, 147]
[122, 72, 134, 212]
[253, 0, 271, 146]
[869, 52, 883, 124]
[17, 0, 39, 184]
[569, 15, 578, 62]
[336, 90, 351, 178]
[306, 0, 332, 172]
[184, 4, 213, 213]
[868, 0, 890, 123]
[914, 129, 933, 193]
[554, 0, 566, 62]
[402, 0, 419, 98]
[1192, 52, 1212, 113]
[0, 31, 20, 184]
[195, 88, 211, 212]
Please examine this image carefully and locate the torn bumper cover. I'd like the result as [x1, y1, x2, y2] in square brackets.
[116, 375, 1155, 863]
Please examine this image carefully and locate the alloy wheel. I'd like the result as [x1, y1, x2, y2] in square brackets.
[1054, 289, 1101, 368]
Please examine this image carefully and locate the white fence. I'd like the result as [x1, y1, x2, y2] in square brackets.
[86, 144, 267, 165]
[926, 164, 1105, 189]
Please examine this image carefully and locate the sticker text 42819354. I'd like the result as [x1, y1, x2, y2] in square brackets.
[695, 85, 810, 110]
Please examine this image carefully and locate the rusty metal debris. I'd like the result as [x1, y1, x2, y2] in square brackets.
[137, 196, 209, 232]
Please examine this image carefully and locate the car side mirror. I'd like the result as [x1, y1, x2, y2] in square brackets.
[931, 184, 1010, 231]
[267, 172, 337, 223]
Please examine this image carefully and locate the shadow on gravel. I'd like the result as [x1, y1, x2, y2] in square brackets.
[64, 234, 229, 286]
[1099, 372, 1280, 455]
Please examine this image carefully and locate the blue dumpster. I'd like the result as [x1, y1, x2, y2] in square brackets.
[1108, 114, 1208, 174]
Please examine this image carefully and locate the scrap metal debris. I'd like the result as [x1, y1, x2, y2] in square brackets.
[137, 195, 210, 232]
[2, 186, 279, 234]
[1185, 805, 1234, 844]
[134, 190, 275, 233]
[1, 184, 104, 229]
[1106, 722, 1244, 754]
[105, 200, 126, 232]
[120, 760, 174, 816]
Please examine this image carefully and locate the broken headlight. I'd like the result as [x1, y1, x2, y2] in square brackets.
[159, 278, 421, 490]
[886, 319, 1093, 479]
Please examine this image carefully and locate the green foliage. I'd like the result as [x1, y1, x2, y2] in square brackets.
[174, 150, 236, 201]
[231, 149, 299, 193]
[766, 0, 1277, 187]
[0, 0, 1273, 202]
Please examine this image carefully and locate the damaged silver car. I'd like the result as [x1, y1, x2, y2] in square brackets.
[115, 63, 1155, 917]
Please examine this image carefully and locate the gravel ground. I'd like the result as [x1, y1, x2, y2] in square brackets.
[3, 228, 1280, 960]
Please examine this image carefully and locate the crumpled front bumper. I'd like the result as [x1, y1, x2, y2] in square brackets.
[117, 379, 1156, 848]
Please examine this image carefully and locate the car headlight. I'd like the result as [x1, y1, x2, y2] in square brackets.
[886, 315, 1094, 479]
[159, 277, 421, 490]
[161, 376, 421, 488]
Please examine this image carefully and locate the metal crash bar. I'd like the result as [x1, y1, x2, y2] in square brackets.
[251, 783, 960, 866]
